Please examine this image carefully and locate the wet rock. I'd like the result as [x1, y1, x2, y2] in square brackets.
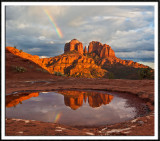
[144, 120, 148, 123]
[85, 132, 94, 135]
[131, 118, 138, 123]
[106, 128, 131, 135]
[101, 127, 108, 131]
[137, 120, 144, 125]
[18, 131, 23, 134]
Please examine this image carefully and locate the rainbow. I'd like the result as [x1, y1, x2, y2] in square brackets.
[43, 9, 63, 38]
[54, 113, 61, 123]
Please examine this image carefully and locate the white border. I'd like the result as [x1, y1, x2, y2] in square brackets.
[1, 2, 157, 6]
[1, 2, 158, 140]
[1, 2, 5, 139]
[154, 2, 158, 140]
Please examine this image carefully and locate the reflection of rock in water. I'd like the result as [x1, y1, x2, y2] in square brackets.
[6, 91, 114, 110]
[58, 90, 114, 110]
[88, 94, 113, 108]
[64, 94, 83, 110]
[6, 92, 39, 108]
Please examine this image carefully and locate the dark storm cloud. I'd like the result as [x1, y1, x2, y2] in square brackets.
[5, 5, 155, 67]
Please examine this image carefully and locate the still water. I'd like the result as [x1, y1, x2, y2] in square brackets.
[6, 90, 149, 127]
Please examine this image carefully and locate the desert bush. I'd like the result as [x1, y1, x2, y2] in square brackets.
[36, 68, 43, 71]
[108, 72, 114, 79]
[36, 68, 48, 73]
[54, 71, 65, 76]
[29, 65, 34, 69]
[19, 49, 23, 53]
[90, 68, 105, 78]
[138, 67, 153, 79]
[12, 66, 27, 72]
[90, 69, 99, 77]
[42, 69, 49, 73]
[71, 72, 93, 78]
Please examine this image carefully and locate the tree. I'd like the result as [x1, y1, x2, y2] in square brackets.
[108, 72, 114, 79]
[138, 67, 152, 79]
[19, 49, 23, 53]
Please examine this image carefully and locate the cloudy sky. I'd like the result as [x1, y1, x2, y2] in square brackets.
[6, 4, 155, 68]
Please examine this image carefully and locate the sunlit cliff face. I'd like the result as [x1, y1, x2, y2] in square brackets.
[6, 38, 149, 79]
[58, 90, 114, 110]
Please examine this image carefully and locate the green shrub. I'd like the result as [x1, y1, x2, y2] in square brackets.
[90, 69, 99, 77]
[36, 68, 42, 71]
[108, 72, 114, 79]
[12, 66, 27, 72]
[54, 71, 65, 76]
[14, 46, 17, 49]
[71, 72, 93, 78]
[19, 49, 23, 53]
[29, 65, 34, 69]
[42, 69, 48, 73]
[36, 68, 48, 73]
[138, 67, 153, 79]
[90, 68, 105, 78]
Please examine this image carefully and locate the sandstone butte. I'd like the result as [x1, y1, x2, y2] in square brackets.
[6, 39, 149, 78]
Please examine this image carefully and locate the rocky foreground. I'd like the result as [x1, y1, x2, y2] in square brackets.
[5, 76, 154, 136]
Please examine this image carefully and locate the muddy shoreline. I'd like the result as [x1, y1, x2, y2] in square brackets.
[5, 76, 154, 136]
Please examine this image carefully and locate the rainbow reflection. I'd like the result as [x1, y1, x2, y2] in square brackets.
[54, 113, 61, 123]
[43, 9, 63, 38]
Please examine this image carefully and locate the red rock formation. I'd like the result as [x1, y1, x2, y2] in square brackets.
[100, 44, 115, 58]
[6, 47, 52, 73]
[69, 55, 107, 78]
[6, 39, 151, 79]
[84, 46, 88, 54]
[98, 57, 148, 69]
[49, 54, 80, 74]
[64, 39, 83, 54]
[88, 41, 115, 58]
[88, 41, 103, 55]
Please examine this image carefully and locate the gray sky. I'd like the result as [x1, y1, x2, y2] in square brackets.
[6, 5, 154, 68]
